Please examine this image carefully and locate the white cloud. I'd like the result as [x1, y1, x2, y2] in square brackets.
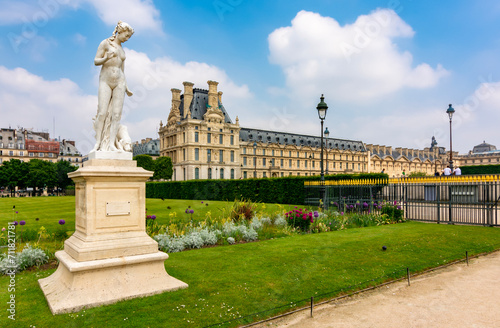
[268, 9, 449, 106]
[82, 0, 162, 33]
[343, 80, 500, 154]
[120, 49, 252, 142]
[0, 1, 46, 25]
[0, 66, 96, 153]
[0, 0, 162, 33]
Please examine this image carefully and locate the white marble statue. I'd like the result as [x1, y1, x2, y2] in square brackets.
[91, 20, 134, 152]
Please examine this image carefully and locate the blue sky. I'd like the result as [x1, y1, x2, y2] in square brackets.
[1, 0, 500, 155]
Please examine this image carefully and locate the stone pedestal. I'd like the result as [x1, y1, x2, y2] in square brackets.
[39, 157, 188, 314]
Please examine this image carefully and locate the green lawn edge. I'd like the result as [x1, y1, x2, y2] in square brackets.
[1, 221, 500, 327]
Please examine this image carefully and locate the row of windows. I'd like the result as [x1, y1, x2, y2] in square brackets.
[242, 147, 364, 161]
[183, 149, 236, 163]
[192, 132, 235, 145]
[184, 168, 236, 180]
[242, 157, 362, 170]
[241, 171, 343, 179]
[463, 158, 500, 164]
[0, 151, 56, 158]
[0, 158, 56, 164]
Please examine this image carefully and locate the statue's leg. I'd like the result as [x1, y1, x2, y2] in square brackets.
[92, 83, 112, 152]
[108, 84, 126, 151]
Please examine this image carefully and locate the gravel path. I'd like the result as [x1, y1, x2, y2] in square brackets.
[255, 251, 500, 328]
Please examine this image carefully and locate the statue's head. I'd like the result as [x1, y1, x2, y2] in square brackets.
[111, 20, 134, 40]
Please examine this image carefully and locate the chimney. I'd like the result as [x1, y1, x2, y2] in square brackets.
[171, 88, 181, 112]
[207, 80, 219, 109]
[182, 82, 194, 118]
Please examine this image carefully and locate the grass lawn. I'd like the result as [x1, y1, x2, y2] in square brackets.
[1, 220, 500, 327]
[1, 196, 290, 233]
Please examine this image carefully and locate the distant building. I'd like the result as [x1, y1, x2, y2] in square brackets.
[58, 139, 83, 167]
[0, 128, 26, 164]
[132, 138, 160, 159]
[365, 144, 448, 177]
[456, 141, 500, 167]
[0, 127, 82, 166]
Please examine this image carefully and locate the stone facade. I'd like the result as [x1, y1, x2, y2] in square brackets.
[159, 81, 241, 180]
[365, 144, 448, 177]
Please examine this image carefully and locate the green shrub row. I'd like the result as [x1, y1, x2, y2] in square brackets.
[146, 173, 387, 204]
[461, 164, 500, 175]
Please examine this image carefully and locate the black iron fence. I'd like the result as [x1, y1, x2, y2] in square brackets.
[305, 175, 500, 227]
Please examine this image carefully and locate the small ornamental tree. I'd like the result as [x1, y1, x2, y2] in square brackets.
[153, 156, 173, 180]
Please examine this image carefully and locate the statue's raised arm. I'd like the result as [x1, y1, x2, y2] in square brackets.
[91, 20, 134, 153]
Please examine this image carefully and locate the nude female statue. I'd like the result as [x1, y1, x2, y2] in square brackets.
[92, 21, 134, 152]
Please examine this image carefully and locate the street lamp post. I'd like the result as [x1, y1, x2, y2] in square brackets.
[324, 127, 330, 175]
[317, 95, 328, 208]
[446, 104, 455, 173]
[253, 142, 257, 178]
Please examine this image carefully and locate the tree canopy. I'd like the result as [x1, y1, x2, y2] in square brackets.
[0, 159, 78, 192]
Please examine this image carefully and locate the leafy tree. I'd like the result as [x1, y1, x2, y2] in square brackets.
[27, 159, 57, 191]
[153, 156, 173, 180]
[56, 160, 78, 189]
[0, 159, 29, 195]
[134, 154, 155, 172]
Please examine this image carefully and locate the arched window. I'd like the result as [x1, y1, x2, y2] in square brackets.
[208, 168, 212, 179]
[231, 169, 235, 179]
[220, 168, 224, 179]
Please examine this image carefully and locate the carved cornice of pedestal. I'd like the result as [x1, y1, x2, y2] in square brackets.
[69, 159, 153, 180]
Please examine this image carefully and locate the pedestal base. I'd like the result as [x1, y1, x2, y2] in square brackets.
[39, 250, 188, 314]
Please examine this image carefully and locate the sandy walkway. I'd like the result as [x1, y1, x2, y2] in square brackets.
[255, 251, 500, 328]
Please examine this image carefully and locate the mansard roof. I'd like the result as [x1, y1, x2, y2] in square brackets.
[239, 128, 366, 151]
[179, 88, 233, 124]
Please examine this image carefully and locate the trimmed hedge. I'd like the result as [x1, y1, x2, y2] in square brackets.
[461, 165, 500, 175]
[146, 173, 387, 205]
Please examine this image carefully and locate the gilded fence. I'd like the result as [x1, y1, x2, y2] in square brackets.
[304, 175, 500, 226]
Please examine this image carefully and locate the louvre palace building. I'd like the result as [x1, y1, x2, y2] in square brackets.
[158, 81, 452, 181]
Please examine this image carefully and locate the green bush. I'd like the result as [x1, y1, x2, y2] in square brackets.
[146, 173, 387, 205]
[381, 201, 404, 222]
[461, 165, 500, 175]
